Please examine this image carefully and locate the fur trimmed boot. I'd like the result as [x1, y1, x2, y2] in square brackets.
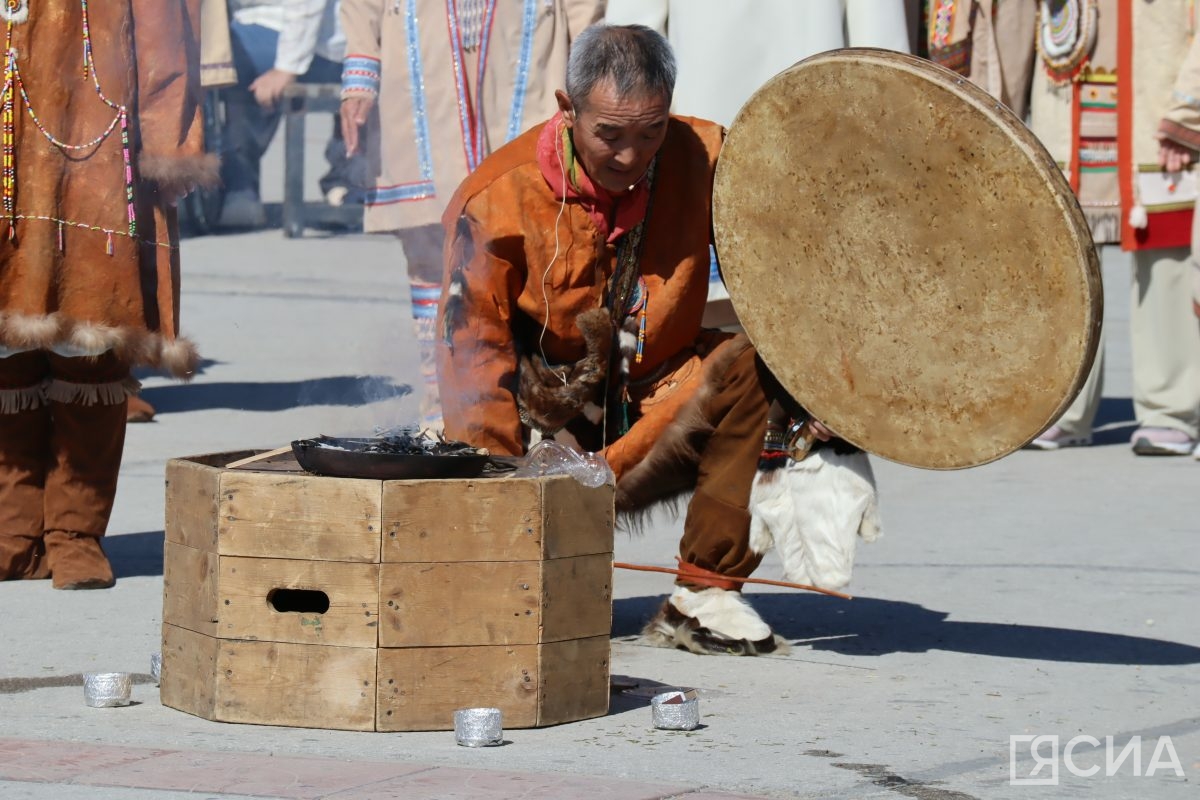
[642, 585, 788, 656]
[42, 370, 128, 590]
[44, 531, 114, 589]
[0, 535, 48, 580]
[126, 394, 155, 423]
[0, 399, 50, 581]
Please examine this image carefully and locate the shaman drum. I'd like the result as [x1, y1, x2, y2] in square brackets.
[713, 49, 1102, 469]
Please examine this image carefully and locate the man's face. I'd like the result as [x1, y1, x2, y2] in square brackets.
[556, 81, 670, 195]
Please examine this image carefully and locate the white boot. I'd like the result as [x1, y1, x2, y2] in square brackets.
[643, 585, 787, 656]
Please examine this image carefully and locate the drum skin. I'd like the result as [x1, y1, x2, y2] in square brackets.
[713, 49, 1102, 469]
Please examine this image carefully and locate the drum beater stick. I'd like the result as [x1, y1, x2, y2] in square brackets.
[613, 562, 853, 600]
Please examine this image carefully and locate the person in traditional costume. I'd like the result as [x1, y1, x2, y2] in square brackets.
[339, 0, 604, 430]
[437, 24, 881, 656]
[604, 0, 912, 328]
[923, 0, 1038, 121]
[219, 0, 362, 229]
[0, 0, 211, 587]
[606, 0, 912, 129]
[1024, 0, 1200, 457]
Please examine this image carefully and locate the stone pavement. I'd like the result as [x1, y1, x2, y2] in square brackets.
[0, 737, 766, 799]
[1, 189, 1199, 797]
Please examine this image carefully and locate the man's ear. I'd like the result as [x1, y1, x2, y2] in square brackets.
[555, 89, 575, 127]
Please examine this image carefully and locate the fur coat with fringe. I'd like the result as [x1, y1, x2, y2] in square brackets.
[0, 0, 215, 377]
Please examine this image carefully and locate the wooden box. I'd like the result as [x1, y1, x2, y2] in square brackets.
[160, 451, 614, 731]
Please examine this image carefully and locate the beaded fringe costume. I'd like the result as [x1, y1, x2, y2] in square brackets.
[0, 0, 213, 376]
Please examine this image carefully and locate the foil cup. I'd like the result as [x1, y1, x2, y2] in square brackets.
[453, 707, 503, 747]
[651, 690, 700, 731]
[83, 672, 132, 708]
[150, 653, 162, 686]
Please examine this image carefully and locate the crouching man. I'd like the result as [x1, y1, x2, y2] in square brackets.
[437, 24, 863, 655]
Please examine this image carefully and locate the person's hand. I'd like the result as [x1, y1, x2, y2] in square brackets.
[249, 68, 297, 108]
[340, 95, 376, 156]
[807, 419, 835, 442]
[1158, 138, 1195, 173]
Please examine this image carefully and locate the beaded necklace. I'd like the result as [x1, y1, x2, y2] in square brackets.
[1036, 0, 1098, 86]
[1, 0, 144, 251]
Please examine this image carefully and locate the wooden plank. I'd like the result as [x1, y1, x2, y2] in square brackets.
[540, 555, 613, 643]
[178, 451, 258, 468]
[536, 636, 611, 727]
[236, 453, 303, 473]
[162, 542, 219, 636]
[164, 458, 221, 552]
[378, 561, 540, 647]
[224, 446, 292, 469]
[160, 623, 218, 721]
[218, 472, 382, 562]
[381, 478, 542, 563]
[377, 644, 538, 731]
[217, 556, 380, 648]
[213, 640, 376, 731]
[541, 477, 614, 560]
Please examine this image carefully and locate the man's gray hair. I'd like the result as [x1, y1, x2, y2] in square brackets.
[565, 24, 676, 110]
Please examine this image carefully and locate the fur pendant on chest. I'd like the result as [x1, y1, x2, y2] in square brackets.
[516, 297, 645, 437]
[517, 307, 613, 435]
[0, 0, 29, 24]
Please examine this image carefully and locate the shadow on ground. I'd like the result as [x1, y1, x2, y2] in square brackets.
[116, 530, 1200, 664]
[613, 594, 1200, 666]
[141, 376, 410, 414]
[108, 532, 164, 580]
[133, 359, 222, 381]
[1093, 396, 1137, 445]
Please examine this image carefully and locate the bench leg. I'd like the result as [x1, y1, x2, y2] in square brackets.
[283, 100, 306, 239]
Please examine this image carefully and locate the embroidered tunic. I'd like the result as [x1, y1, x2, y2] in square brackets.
[339, 0, 603, 233]
[1030, 0, 1198, 250]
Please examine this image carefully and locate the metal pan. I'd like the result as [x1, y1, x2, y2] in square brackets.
[291, 437, 490, 480]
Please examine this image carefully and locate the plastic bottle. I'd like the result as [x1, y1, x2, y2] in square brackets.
[512, 440, 615, 488]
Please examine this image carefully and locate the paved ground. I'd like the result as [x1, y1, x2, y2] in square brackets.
[1, 124, 1199, 798]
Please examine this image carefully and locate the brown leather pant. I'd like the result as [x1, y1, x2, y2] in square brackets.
[0, 351, 128, 577]
[605, 334, 775, 591]
[675, 342, 774, 589]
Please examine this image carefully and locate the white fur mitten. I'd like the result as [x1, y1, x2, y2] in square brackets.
[748, 449, 882, 591]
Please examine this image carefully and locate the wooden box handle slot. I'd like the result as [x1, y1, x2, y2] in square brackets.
[267, 588, 330, 614]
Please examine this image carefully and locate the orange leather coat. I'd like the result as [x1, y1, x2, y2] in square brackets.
[0, 1, 212, 376]
[437, 116, 724, 476]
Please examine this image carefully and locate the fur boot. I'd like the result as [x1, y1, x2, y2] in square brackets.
[41, 378, 128, 589]
[642, 585, 788, 656]
[44, 531, 114, 589]
[0, 397, 50, 581]
[748, 448, 882, 591]
[0, 537, 47, 580]
[126, 393, 155, 423]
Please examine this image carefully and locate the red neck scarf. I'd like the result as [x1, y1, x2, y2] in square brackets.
[536, 112, 651, 243]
